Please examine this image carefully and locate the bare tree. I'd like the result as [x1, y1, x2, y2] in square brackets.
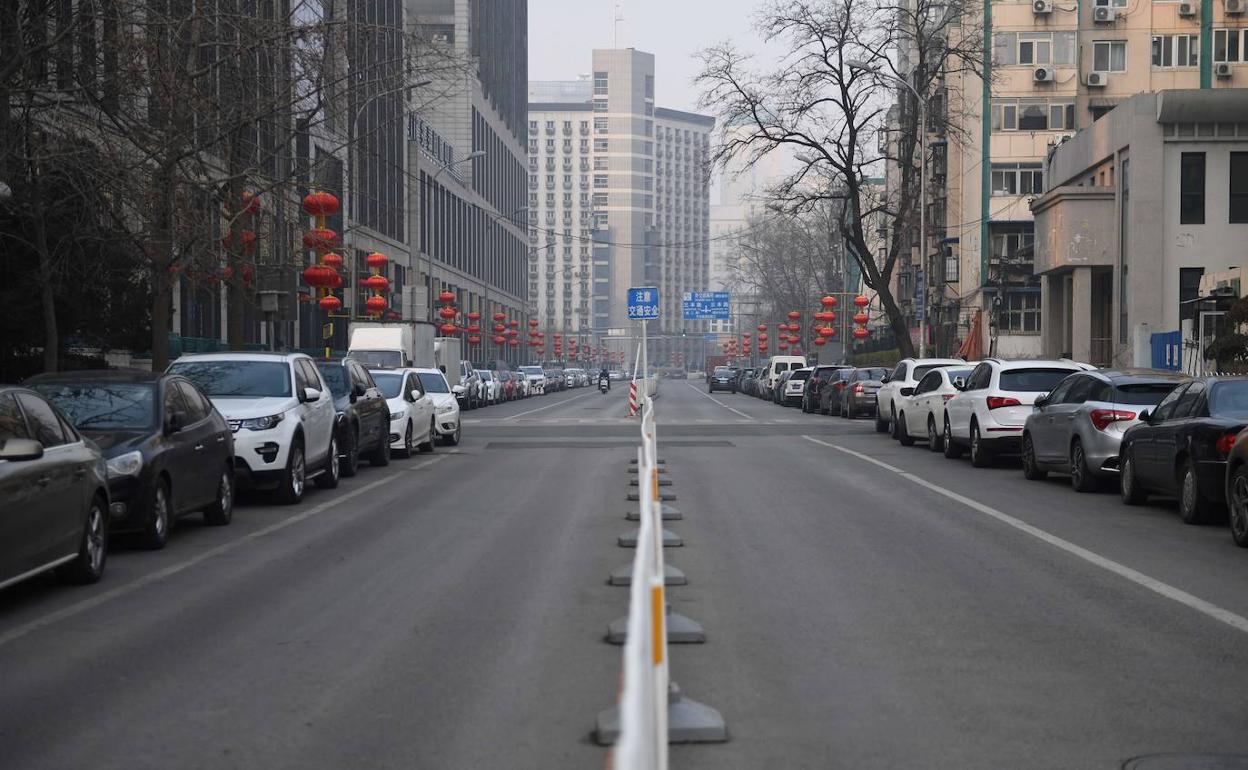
[698, 0, 984, 357]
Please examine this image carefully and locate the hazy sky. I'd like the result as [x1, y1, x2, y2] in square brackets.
[528, 0, 768, 112]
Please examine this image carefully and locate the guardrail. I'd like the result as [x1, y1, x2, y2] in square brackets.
[596, 399, 726, 763]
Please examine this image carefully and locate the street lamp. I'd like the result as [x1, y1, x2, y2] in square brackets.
[427, 150, 486, 322]
[847, 59, 931, 357]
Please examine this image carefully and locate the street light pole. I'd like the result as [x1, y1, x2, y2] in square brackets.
[428, 150, 486, 323]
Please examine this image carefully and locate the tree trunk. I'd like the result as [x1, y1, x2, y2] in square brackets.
[877, 288, 916, 358]
[33, 211, 59, 373]
[150, 163, 174, 371]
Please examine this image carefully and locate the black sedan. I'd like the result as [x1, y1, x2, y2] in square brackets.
[28, 371, 235, 549]
[708, 367, 737, 393]
[316, 359, 390, 476]
[1120, 376, 1248, 525]
[818, 367, 856, 415]
[1, 386, 110, 589]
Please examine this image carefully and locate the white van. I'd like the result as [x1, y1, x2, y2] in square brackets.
[764, 355, 808, 390]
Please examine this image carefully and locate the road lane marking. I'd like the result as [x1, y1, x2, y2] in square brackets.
[0, 455, 449, 650]
[685, 382, 755, 421]
[505, 390, 597, 420]
[801, 435, 1248, 637]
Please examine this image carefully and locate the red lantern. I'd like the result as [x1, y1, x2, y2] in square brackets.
[743, 332, 752, 338]
[468, 335, 482, 345]
[319, 295, 342, 312]
[438, 306, 457, 320]
[528, 319, 539, 328]
[438, 290, 456, 304]
[814, 337, 827, 346]
[241, 192, 262, 216]
[321, 253, 344, 270]
[493, 323, 505, 333]
[363, 275, 391, 292]
[506, 329, 518, 337]
[778, 343, 789, 351]
[302, 264, 336, 288]
[854, 295, 870, 308]
[467, 324, 481, 334]
[493, 335, 506, 345]
[365, 295, 388, 315]
[302, 191, 340, 218]
[758, 333, 768, 342]
[821, 295, 837, 308]
[467, 311, 481, 322]
[759, 344, 769, 353]
[327, 272, 343, 289]
[818, 326, 835, 337]
[787, 310, 800, 320]
[222, 230, 257, 254]
[508, 320, 519, 328]
[221, 265, 234, 280]
[853, 327, 869, 339]
[493, 312, 506, 322]
[853, 312, 869, 325]
[508, 338, 519, 346]
[788, 335, 800, 345]
[440, 323, 458, 335]
[297, 291, 312, 303]
[301, 228, 338, 251]
[366, 252, 388, 270]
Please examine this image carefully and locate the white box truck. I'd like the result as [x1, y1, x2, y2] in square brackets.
[347, 321, 436, 368]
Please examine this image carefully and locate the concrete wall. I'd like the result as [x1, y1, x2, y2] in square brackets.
[1032, 187, 1116, 273]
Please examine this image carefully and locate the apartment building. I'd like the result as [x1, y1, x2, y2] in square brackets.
[921, 0, 1248, 358]
[528, 49, 713, 363]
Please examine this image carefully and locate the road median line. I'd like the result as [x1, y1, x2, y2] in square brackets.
[801, 435, 1248, 637]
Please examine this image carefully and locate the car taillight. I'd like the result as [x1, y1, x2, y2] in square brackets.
[1217, 430, 1242, 458]
[1089, 408, 1136, 431]
[942, 393, 956, 402]
[853, 384, 864, 393]
[985, 396, 1021, 410]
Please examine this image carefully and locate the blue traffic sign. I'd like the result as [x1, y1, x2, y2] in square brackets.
[627, 287, 660, 320]
[682, 291, 731, 320]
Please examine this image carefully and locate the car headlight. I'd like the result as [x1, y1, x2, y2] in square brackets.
[240, 414, 284, 431]
[390, 411, 405, 422]
[436, 402, 456, 414]
[106, 450, 143, 478]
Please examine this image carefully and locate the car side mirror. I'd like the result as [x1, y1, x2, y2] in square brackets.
[0, 438, 44, 461]
[1034, 394, 1049, 408]
[165, 412, 184, 434]
[881, 374, 891, 384]
[1138, 409, 1151, 423]
[952, 377, 967, 390]
[899, 387, 915, 397]
[351, 383, 366, 400]
[301, 387, 321, 403]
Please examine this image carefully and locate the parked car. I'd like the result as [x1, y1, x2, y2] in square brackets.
[762, 355, 807, 395]
[1121, 377, 1248, 524]
[840, 367, 892, 419]
[477, 370, 500, 403]
[413, 368, 462, 445]
[315, 359, 391, 477]
[773, 370, 794, 404]
[520, 365, 547, 394]
[895, 365, 976, 450]
[780, 366, 812, 407]
[801, 365, 841, 414]
[0, 387, 110, 590]
[169, 352, 339, 503]
[819, 367, 857, 416]
[875, 358, 966, 434]
[369, 368, 438, 456]
[454, 361, 481, 410]
[943, 358, 1093, 467]
[1020, 369, 1188, 491]
[708, 366, 737, 393]
[28, 370, 235, 549]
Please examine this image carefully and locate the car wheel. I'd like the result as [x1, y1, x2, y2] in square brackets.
[139, 477, 171, 550]
[1070, 439, 1098, 492]
[204, 464, 236, 523]
[370, 423, 391, 467]
[58, 494, 107, 584]
[276, 437, 306, 505]
[1119, 446, 1147, 505]
[875, 402, 889, 433]
[341, 426, 360, 477]
[314, 436, 340, 490]
[888, 405, 900, 438]
[927, 416, 944, 453]
[443, 420, 461, 446]
[1229, 466, 1248, 547]
[1021, 432, 1047, 480]
[896, 413, 916, 446]
[943, 418, 963, 459]
[969, 423, 992, 468]
[418, 417, 436, 453]
[1179, 458, 1215, 525]
[400, 421, 414, 458]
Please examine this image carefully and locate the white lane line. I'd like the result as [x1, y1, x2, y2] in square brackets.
[801, 435, 1248, 637]
[685, 382, 756, 421]
[505, 390, 597, 420]
[0, 455, 449, 650]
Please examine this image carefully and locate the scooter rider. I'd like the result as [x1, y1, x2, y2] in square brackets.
[599, 367, 611, 391]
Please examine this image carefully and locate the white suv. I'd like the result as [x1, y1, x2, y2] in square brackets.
[168, 352, 339, 503]
[942, 358, 1094, 467]
[519, 366, 546, 395]
[875, 358, 965, 435]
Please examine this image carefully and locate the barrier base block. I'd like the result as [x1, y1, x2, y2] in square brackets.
[628, 478, 673, 487]
[606, 610, 705, 645]
[609, 563, 687, 587]
[627, 491, 678, 502]
[627, 466, 668, 474]
[626, 504, 682, 521]
[593, 682, 727, 745]
[628, 458, 666, 465]
[618, 527, 683, 548]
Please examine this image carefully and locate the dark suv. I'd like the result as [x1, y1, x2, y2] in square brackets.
[708, 366, 737, 393]
[316, 359, 390, 477]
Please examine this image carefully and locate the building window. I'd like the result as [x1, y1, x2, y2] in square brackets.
[1152, 35, 1199, 68]
[594, 156, 608, 170]
[594, 138, 609, 151]
[1093, 41, 1127, 72]
[593, 71, 608, 95]
[645, 75, 654, 99]
[592, 193, 608, 206]
[1230, 153, 1248, 223]
[1019, 33, 1052, 65]
[990, 226, 1034, 270]
[992, 100, 1074, 131]
[944, 247, 959, 282]
[593, 174, 608, 188]
[1000, 291, 1041, 334]
[1180, 152, 1205, 225]
[1094, 0, 1128, 7]
[593, 100, 608, 113]
[991, 163, 1044, 195]
[593, 117, 608, 133]
[1214, 29, 1247, 62]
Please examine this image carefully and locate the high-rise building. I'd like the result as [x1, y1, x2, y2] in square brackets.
[528, 49, 714, 364]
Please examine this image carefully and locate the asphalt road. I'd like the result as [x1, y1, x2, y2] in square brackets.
[3, 380, 1248, 769]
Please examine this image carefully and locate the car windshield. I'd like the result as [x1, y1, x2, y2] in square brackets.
[349, 350, 403, 368]
[1114, 382, 1181, 406]
[371, 373, 403, 399]
[31, 383, 157, 430]
[419, 373, 450, 393]
[790, 370, 811, 381]
[1000, 368, 1077, 392]
[714, 368, 731, 375]
[169, 361, 291, 398]
[1209, 380, 1248, 416]
[315, 364, 349, 398]
[914, 363, 954, 380]
[521, 366, 544, 376]
[853, 368, 889, 381]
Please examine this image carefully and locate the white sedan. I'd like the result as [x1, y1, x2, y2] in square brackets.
[370, 368, 437, 456]
[410, 368, 461, 446]
[896, 365, 976, 450]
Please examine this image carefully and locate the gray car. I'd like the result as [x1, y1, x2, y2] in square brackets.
[1020, 369, 1188, 491]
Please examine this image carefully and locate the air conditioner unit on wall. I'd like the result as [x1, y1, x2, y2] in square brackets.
[1033, 0, 1054, 13]
[1087, 71, 1109, 87]
[1216, 62, 1234, 77]
[1034, 67, 1054, 82]
[1227, 0, 1245, 13]
[1179, 1, 1197, 15]
[1093, 6, 1116, 22]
